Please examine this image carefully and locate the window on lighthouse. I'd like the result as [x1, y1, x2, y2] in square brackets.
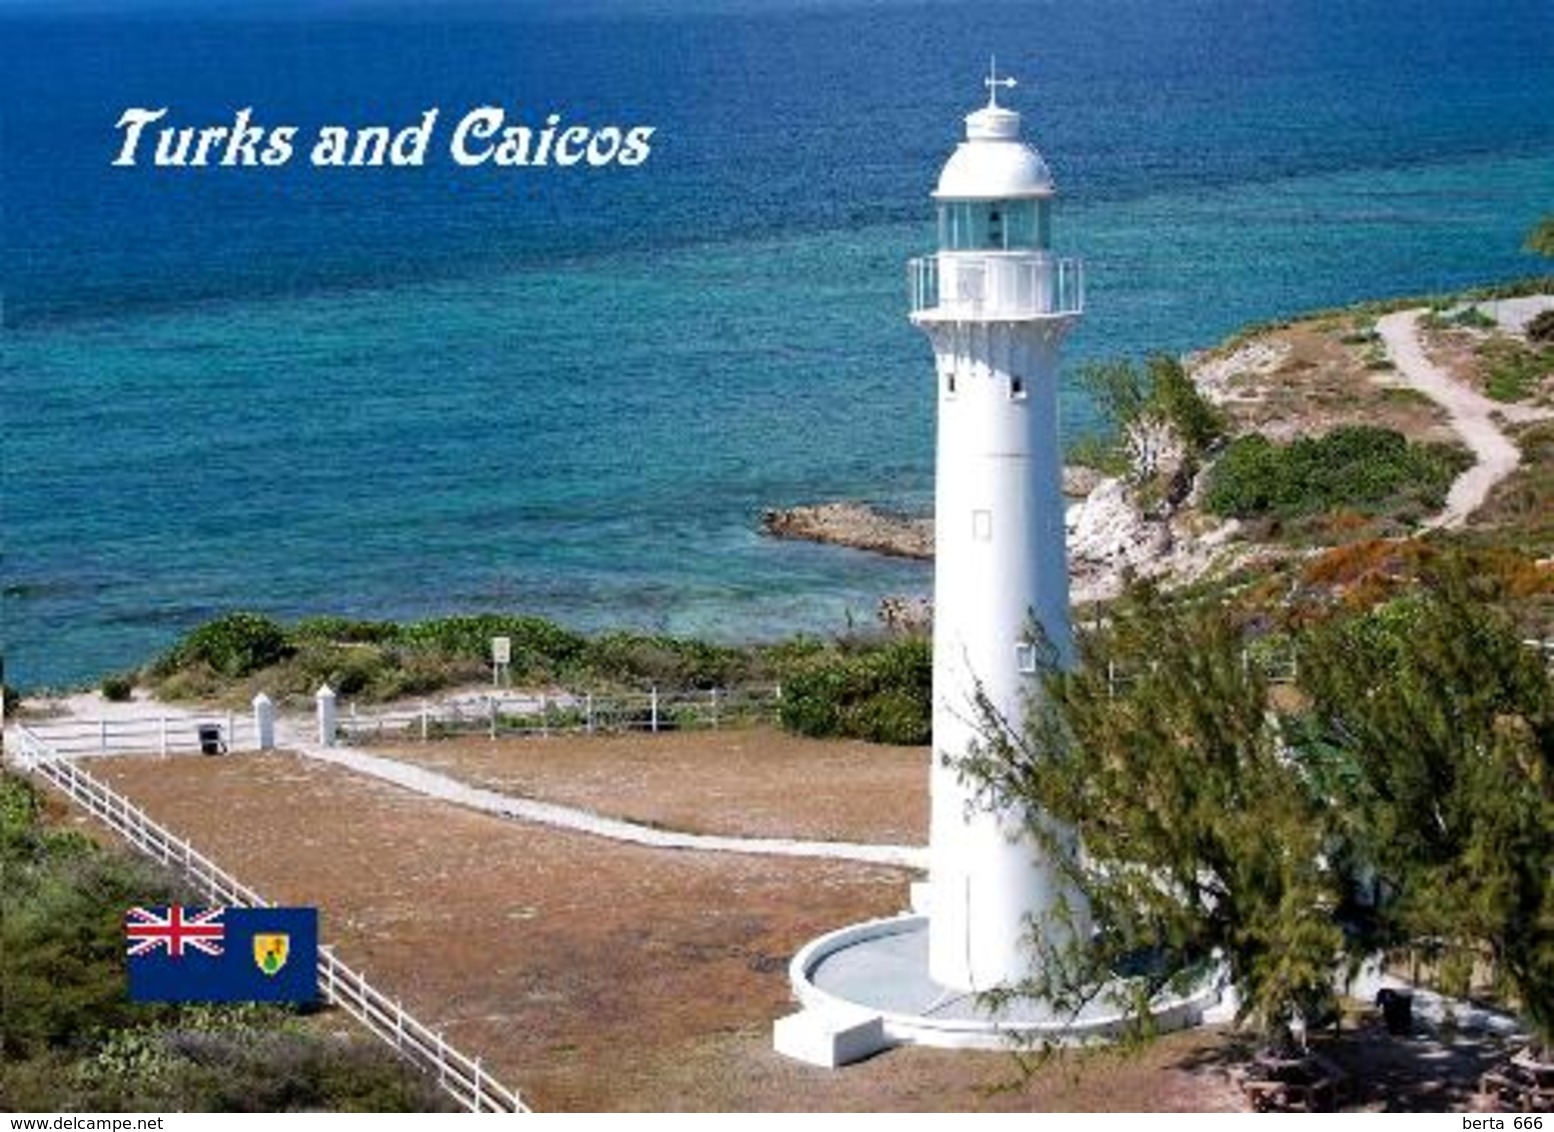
[938, 200, 1049, 251]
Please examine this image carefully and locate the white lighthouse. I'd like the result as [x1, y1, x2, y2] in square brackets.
[776, 71, 1216, 1067]
[909, 64, 1086, 991]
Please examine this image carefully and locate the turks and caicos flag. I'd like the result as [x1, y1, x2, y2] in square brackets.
[126, 905, 319, 1003]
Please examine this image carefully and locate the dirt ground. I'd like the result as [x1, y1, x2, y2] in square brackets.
[53, 743, 1512, 1112]
[1212, 322, 1457, 445]
[73, 749, 1257, 1112]
[366, 727, 928, 845]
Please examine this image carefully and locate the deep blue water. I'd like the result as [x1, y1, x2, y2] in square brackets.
[4, 0, 1553, 688]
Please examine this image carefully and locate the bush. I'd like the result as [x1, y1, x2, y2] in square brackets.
[1204, 426, 1470, 521]
[160, 613, 292, 679]
[579, 631, 746, 689]
[778, 636, 931, 745]
[290, 616, 400, 645]
[100, 674, 134, 702]
[393, 614, 586, 675]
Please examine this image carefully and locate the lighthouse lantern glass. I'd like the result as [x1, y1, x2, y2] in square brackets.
[937, 199, 1050, 252]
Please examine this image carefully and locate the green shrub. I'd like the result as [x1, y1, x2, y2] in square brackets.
[100, 674, 134, 702]
[1528, 309, 1554, 344]
[778, 636, 931, 745]
[160, 613, 292, 679]
[579, 631, 745, 689]
[1204, 426, 1470, 522]
[394, 614, 586, 675]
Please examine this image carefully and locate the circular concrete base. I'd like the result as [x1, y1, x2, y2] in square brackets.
[789, 914, 1222, 1052]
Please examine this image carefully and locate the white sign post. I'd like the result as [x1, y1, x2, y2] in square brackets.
[491, 636, 511, 688]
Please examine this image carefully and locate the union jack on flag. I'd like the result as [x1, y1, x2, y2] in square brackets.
[125, 904, 226, 958]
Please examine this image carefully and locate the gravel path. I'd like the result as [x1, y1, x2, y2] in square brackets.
[1377, 309, 1547, 529]
[287, 736, 928, 870]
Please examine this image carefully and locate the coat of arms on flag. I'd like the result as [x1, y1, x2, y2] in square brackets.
[126, 905, 318, 1003]
[254, 932, 289, 976]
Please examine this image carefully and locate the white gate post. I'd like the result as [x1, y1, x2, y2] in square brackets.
[315, 684, 337, 747]
[253, 693, 276, 751]
[650, 687, 659, 733]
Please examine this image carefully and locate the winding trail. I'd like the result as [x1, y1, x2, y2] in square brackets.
[1376, 309, 1548, 529]
[288, 740, 929, 869]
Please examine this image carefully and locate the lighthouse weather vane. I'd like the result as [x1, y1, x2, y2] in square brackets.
[984, 56, 1018, 107]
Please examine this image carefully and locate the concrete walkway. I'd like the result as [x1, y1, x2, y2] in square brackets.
[1377, 309, 1549, 529]
[285, 734, 928, 871]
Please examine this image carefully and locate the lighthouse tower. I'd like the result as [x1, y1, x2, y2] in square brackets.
[776, 73, 1215, 1065]
[908, 65, 1086, 992]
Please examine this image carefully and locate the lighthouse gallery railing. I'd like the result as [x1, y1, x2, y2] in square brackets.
[909, 253, 1084, 320]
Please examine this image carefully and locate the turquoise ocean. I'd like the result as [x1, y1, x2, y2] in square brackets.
[4, 0, 1553, 687]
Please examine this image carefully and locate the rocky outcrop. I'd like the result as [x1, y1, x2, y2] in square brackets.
[761, 471, 1106, 562]
[1065, 477, 1172, 572]
[878, 594, 933, 631]
[761, 502, 933, 560]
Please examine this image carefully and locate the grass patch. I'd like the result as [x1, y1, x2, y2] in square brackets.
[1477, 337, 1553, 402]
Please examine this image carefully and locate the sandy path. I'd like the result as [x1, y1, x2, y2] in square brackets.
[284, 739, 928, 870]
[1376, 309, 1546, 529]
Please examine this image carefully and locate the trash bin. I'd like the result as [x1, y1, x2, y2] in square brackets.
[197, 724, 224, 756]
[1376, 988, 1413, 1035]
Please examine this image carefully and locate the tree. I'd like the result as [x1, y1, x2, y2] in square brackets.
[1296, 581, 1554, 1048]
[1078, 355, 1226, 496]
[964, 572, 1553, 1056]
[962, 585, 1352, 1047]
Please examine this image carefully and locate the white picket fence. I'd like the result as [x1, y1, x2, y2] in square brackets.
[337, 684, 782, 746]
[19, 712, 257, 757]
[7, 726, 529, 1114]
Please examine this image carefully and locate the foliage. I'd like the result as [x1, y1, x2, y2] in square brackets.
[1477, 336, 1553, 402]
[1064, 433, 1131, 478]
[1526, 216, 1554, 259]
[1077, 354, 1227, 490]
[100, 674, 135, 702]
[960, 585, 1350, 1045]
[0, 772, 452, 1111]
[158, 613, 293, 679]
[1203, 426, 1469, 522]
[1529, 309, 1554, 345]
[960, 572, 1554, 1050]
[1296, 582, 1554, 1043]
[777, 635, 932, 745]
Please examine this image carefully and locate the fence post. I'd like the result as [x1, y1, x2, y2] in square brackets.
[473, 1058, 484, 1111]
[159, 716, 169, 758]
[99, 719, 108, 754]
[226, 710, 235, 751]
[539, 693, 548, 738]
[585, 692, 594, 735]
[488, 696, 497, 740]
[253, 693, 275, 751]
[711, 688, 720, 729]
[420, 702, 429, 742]
[650, 687, 659, 733]
[316, 684, 337, 747]
[395, 1000, 405, 1048]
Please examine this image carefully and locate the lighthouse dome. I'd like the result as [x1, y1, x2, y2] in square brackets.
[933, 103, 1055, 200]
